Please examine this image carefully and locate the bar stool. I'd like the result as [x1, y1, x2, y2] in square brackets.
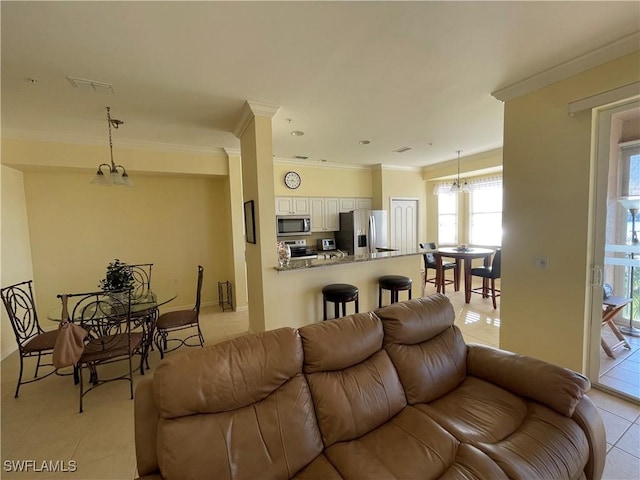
[322, 283, 359, 320]
[378, 275, 412, 307]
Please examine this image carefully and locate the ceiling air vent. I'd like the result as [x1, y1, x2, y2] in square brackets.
[393, 146, 412, 153]
[292, 155, 309, 160]
[66, 76, 115, 93]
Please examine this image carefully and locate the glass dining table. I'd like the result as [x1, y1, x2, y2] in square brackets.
[47, 289, 177, 322]
[434, 247, 495, 303]
[47, 288, 177, 376]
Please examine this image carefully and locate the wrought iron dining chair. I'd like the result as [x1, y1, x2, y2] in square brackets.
[60, 288, 143, 413]
[129, 263, 153, 297]
[129, 262, 155, 374]
[470, 249, 501, 309]
[420, 242, 459, 292]
[1, 280, 59, 397]
[154, 265, 204, 359]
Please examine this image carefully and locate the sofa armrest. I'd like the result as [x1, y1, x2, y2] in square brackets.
[135, 377, 161, 478]
[466, 344, 590, 416]
[572, 395, 606, 480]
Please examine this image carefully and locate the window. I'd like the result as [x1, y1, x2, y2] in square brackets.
[619, 143, 640, 197]
[619, 142, 640, 244]
[469, 177, 502, 246]
[438, 192, 457, 245]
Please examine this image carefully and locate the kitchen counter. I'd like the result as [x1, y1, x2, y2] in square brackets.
[275, 248, 423, 271]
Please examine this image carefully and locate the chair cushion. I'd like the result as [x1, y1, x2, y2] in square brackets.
[156, 309, 198, 329]
[23, 329, 58, 352]
[470, 266, 494, 278]
[80, 332, 143, 363]
[322, 284, 358, 302]
[379, 275, 412, 289]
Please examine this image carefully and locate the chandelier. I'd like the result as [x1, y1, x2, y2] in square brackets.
[450, 149, 469, 193]
[91, 106, 133, 186]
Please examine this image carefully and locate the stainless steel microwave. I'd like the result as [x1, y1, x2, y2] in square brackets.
[276, 215, 312, 236]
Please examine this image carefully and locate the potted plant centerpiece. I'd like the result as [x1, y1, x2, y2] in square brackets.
[99, 259, 134, 296]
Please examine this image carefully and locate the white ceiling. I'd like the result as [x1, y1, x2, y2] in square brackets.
[2, 1, 639, 168]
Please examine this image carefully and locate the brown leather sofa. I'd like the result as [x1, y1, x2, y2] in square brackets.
[134, 293, 605, 480]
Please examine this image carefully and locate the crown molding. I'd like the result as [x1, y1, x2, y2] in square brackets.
[273, 156, 372, 171]
[492, 32, 640, 102]
[233, 100, 280, 138]
[2, 129, 226, 155]
[568, 81, 640, 115]
[224, 147, 241, 157]
[379, 164, 422, 173]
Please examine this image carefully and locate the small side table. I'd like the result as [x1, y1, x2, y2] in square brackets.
[218, 281, 233, 312]
[601, 296, 632, 358]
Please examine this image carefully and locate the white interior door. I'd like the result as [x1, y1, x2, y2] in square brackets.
[390, 198, 418, 251]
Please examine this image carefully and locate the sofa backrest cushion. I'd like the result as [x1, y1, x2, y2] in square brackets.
[153, 327, 302, 417]
[376, 295, 467, 403]
[301, 311, 383, 373]
[299, 312, 407, 447]
[152, 328, 325, 479]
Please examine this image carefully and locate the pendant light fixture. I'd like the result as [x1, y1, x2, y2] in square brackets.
[91, 106, 134, 186]
[450, 149, 469, 193]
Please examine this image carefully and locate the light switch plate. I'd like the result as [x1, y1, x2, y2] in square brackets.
[534, 256, 549, 269]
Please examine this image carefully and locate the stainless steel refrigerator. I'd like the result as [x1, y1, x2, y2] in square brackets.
[336, 210, 388, 255]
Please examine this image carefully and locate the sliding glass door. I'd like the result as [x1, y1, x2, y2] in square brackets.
[589, 99, 640, 400]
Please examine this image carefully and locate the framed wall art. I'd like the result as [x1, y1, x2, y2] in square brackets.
[244, 200, 256, 244]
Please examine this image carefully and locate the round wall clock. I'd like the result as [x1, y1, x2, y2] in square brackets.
[284, 171, 301, 189]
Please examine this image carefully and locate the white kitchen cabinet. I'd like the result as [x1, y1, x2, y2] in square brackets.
[339, 198, 356, 212]
[275, 197, 310, 215]
[355, 198, 373, 210]
[339, 197, 373, 212]
[310, 197, 340, 232]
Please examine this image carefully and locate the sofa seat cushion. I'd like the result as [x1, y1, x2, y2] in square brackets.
[291, 454, 343, 480]
[325, 406, 508, 480]
[416, 377, 590, 480]
[416, 376, 528, 443]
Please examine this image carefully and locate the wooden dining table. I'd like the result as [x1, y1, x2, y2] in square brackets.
[434, 247, 495, 303]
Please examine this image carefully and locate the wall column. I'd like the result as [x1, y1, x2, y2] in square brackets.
[234, 101, 279, 333]
[224, 148, 248, 312]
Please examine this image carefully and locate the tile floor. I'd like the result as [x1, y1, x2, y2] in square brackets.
[1, 288, 639, 479]
[599, 323, 640, 398]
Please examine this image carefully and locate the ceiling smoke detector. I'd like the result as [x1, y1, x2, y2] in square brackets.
[291, 130, 304, 136]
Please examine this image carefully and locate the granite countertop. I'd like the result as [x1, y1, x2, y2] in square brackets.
[275, 248, 423, 271]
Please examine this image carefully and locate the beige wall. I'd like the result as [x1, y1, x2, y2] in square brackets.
[273, 162, 372, 197]
[500, 52, 640, 372]
[1, 166, 36, 359]
[1, 138, 236, 338]
[20, 170, 232, 330]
